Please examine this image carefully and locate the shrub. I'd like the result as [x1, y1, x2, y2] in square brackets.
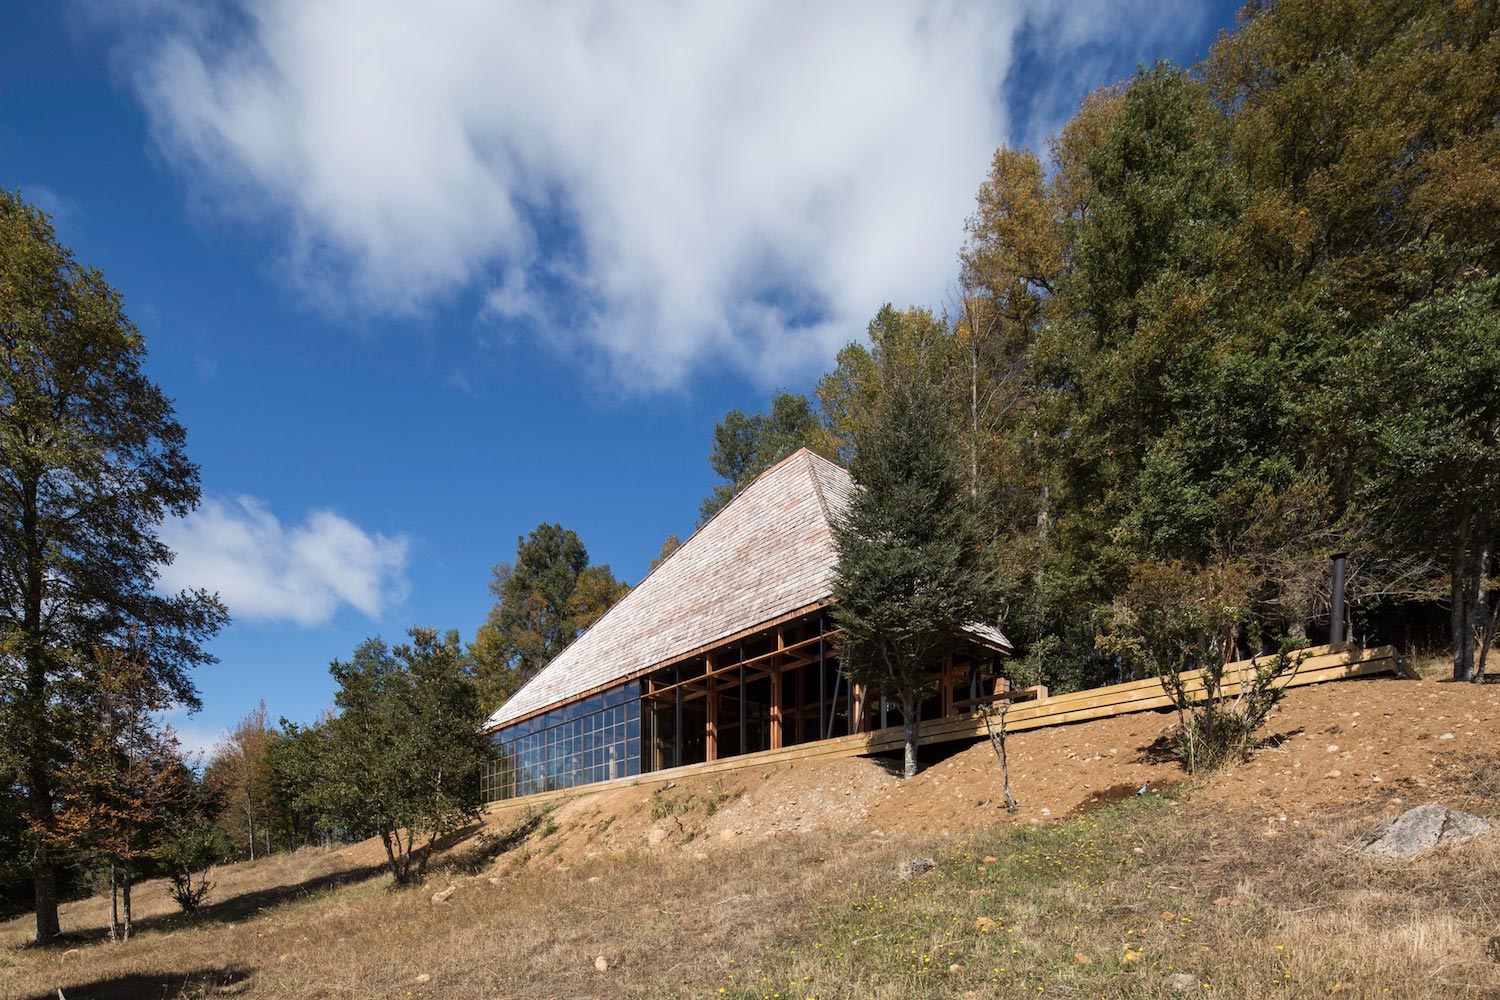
[1098, 560, 1304, 773]
[161, 821, 227, 913]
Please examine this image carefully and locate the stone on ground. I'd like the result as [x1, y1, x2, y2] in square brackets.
[1361, 803, 1491, 859]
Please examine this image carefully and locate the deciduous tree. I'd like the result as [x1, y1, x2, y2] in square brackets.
[0, 191, 227, 943]
[323, 629, 487, 885]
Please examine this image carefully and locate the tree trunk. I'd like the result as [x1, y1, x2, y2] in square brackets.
[31, 840, 60, 944]
[901, 689, 920, 779]
[1453, 514, 1474, 681]
[121, 875, 132, 942]
[1478, 543, 1498, 681]
[245, 792, 256, 861]
[109, 864, 120, 943]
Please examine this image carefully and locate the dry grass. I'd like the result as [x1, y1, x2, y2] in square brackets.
[6, 789, 1499, 1000]
[7, 675, 1500, 999]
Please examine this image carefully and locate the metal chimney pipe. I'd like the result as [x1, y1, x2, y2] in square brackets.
[1330, 552, 1349, 644]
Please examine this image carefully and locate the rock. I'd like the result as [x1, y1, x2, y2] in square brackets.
[1073, 951, 1092, 964]
[974, 916, 998, 932]
[948, 963, 964, 975]
[982, 856, 998, 864]
[1166, 973, 1199, 992]
[898, 856, 938, 880]
[1362, 803, 1492, 859]
[413, 974, 431, 984]
[430, 886, 457, 904]
[587, 875, 602, 883]
[646, 826, 669, 847]
[594, 955, 609, 972]
[487, 877, 501, 886]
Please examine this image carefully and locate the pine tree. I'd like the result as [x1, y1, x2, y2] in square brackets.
[831, 315, 994, 778]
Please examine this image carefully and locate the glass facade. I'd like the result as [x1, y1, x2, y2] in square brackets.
[484, 681, 641, 801]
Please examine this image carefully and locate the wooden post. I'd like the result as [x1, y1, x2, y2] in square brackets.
[706, 660, 718, 762]
[739, 646, 747, 756]
[817, 615, 826, 740]
[674, 669, 683, 768]
[942, 651, 954, 718]
[770, 629, 784, 749]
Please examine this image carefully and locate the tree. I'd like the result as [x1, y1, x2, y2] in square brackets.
[322, 629, 487, 885]
[52, 642, 195, 941]
[699, 391, 821, 521]
[648, 535, 682, 572]
[204, 702, 277, 859]
[830, 313, 994, 778]
[266, 715, 335, 850]
[0, 192, 227, 943]
[470, 524, 628, 711]
[1345, 279, 1500, 680]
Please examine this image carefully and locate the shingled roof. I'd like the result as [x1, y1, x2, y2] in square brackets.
[485, 448, 1007, 730]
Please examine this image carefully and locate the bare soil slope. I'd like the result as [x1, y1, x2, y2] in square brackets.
[4, 673, 1497, 999]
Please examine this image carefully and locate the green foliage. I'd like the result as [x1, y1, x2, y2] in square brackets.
[266, 716, 335, 849]
[0, 190, 228, 942]
[470, 523, 629, 711]
[1343, 278, 1500, 679]
[160, 820, 228, 913]
[322, 628, 488, 885]
[831, 310, 995, 777]
[1097, 561, 1303, 773]
[699, 390, 821, 521]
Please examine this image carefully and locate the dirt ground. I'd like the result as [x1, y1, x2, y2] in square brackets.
[505, 673, 1500, 862]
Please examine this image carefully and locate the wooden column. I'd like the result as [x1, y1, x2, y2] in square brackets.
[673, 670, 683, 768]
[705, 661, 718, 762]
[770, 629, 784, 749]
[817, 615, 826, 740]
[941, 651, 954, 718]
[738, 648, 747, 756]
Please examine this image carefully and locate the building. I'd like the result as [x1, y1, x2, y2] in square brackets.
[481, 448, 1010, 801]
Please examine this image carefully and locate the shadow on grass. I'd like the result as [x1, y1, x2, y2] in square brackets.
[26, 964, 253, 999]
[51, 859, 389, 947]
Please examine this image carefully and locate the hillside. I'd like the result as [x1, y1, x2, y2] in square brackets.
[5, 673, 1499, 999]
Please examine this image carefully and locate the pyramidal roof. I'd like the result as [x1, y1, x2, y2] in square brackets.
[486, 448, 854, 730]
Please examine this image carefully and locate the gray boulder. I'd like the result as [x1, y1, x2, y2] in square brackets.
[1362, 803, 1492, 859]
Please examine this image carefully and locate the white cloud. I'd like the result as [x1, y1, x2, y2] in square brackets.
[157, 496, 409, 627]
[103, 0, 1200, 389]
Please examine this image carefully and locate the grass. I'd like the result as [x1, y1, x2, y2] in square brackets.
[717, 791, 1500, 999]
[4, 777, 1499, 998]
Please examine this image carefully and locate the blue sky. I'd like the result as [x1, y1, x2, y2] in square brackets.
[2, 0, 1240, 756]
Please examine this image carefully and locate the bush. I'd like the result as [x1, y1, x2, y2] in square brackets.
[1098, 560, 1304, 774]
[1164, 643, 1302, 772]
[160, 821, 227, 913]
